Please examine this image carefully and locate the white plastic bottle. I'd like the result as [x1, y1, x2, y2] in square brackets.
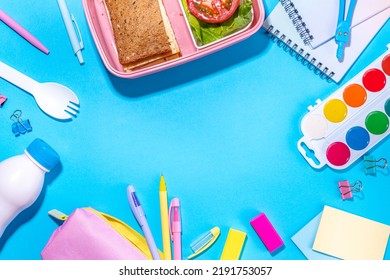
[0, 138, 60, 238]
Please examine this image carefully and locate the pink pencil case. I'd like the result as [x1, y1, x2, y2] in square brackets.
[82, 0, 265, 79]
[41, 208, 162, 260]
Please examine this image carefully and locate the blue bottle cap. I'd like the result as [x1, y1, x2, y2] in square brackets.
[26, 138, 60, 171]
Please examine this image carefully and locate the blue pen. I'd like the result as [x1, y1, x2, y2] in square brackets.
[57, 0, 84, 64]
[127, 185, 161, 260]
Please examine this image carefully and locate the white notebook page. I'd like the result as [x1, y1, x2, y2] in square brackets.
[282, 0, 390, 49]
[263, 2, 390, 83]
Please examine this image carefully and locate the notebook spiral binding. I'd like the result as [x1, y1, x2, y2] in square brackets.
[280, 0, 314, 46]
[264, 25, 334, 82]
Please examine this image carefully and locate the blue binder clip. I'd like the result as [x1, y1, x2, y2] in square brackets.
[0, 94, 7, 107]
[10, 110, 32, 137]
[363, 155, 388, 175]
[335, 0, 357, 61]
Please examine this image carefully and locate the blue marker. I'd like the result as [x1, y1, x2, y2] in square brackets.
[57, 0, 84, 64]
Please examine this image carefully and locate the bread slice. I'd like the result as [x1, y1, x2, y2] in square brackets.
[104, 0, 180, 71]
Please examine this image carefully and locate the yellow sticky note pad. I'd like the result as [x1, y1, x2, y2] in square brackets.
[313, 206, 390, 260]
[220, 228, 246, 260]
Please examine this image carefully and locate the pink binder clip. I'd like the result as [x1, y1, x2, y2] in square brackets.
[0, 94, 7, 107]
[338, 180, 363, 200]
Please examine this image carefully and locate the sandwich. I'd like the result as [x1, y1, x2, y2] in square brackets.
[104, 0, 180, 71]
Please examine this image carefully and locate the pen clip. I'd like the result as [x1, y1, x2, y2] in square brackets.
[169, 202, 174, 239]
[169, 198, 180, 239]
[131, 192, 145, 221]
[71, 14, 84, 50]
[126, 185, 145, 226]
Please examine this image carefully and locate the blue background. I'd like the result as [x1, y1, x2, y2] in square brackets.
[0, 0, 389, 260]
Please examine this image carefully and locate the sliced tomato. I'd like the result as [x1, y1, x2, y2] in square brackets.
[187, 0, 240, 24]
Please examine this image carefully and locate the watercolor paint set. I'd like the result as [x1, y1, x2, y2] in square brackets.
[298, 43, 390, 170]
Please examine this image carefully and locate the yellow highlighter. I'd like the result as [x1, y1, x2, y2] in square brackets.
[159, 175, 172, 260]
[220, 228, 247, 260]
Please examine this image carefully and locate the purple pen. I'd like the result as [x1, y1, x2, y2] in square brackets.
[127, 185, 161, 260]
[0, 9, 49, 54]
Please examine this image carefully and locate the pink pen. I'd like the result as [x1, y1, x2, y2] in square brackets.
[0, 9, 49, 54]
[169, 198, 182, 260]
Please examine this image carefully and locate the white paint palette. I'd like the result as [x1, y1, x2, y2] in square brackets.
[298, 44, 390, 170]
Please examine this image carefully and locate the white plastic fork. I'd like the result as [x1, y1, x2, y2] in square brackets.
[0, 61, 79, 120]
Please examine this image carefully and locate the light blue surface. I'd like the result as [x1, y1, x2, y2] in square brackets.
[291, 211, 338, 260]
[0, 0, 389, 260]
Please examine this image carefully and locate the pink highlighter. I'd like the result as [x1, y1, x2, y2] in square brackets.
[250, 213, 284, 254]
[169, 198, 182, 260]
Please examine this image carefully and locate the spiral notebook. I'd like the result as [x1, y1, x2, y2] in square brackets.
[263, 1, 390, 83]
[282, 0, 390, 49]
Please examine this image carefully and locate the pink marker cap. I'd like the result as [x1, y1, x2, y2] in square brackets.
[250, 213, 284, 253]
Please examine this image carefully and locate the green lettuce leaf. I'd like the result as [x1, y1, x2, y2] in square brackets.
[181, 0, 253, 46]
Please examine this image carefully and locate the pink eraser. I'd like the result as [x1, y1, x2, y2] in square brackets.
[250, 213, 284, 253]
